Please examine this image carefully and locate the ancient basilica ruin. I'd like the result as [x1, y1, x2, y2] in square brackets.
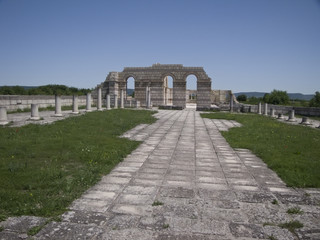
[95, 64, 232, 110]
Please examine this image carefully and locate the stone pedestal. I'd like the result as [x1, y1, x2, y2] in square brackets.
[270, 108, 276, 118]
[30, 104, 40, 120]
[258, 102, 262, 115]
[120, 89, 124, 109]
[54, 95, 63, 117]
[106, 94, 111, 110]
[264, 103, 268, 116]
[0, 107, 9, 125]
[136, 100, 140, 108]
[72, 95, 79, 114]
[277, 113, 285, 120]
[86, 93, 92, 112]
[287, 110, 296, 122]
[97, 87, 102, 111]
[300, 117, 311, 125]
[114, 94, 118, 108]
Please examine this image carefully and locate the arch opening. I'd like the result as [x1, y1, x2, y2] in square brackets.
[126, 76, 135, 100]
[186, 74, 198, 108]
[163, 75, 173, 105]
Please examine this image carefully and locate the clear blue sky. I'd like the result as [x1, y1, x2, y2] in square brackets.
[0, 0, 319, 94]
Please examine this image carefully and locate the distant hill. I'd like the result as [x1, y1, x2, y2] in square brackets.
[234, 92, 314, 100]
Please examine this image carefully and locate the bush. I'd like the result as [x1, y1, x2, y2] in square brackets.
[309, 91, 320, 107]
[237, 94, 247, 102]
[265, 89, 289, 105]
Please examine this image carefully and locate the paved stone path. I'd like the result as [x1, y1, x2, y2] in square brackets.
[1, 109, 320, 239]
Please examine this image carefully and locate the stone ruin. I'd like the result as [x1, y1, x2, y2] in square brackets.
[94, 64, 215, 110]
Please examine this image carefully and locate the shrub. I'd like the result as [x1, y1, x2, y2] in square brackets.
[237, 94, 247, 102]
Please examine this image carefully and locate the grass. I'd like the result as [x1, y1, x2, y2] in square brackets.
[201, 112, 320, 188]
[286, 207, 303, 215]
[27, 225, 45, 236]
[0, 109, 156, 219]
[152, 200, 164, 206]
[278, 220, 303, 233]
[163, 223, 169, 229]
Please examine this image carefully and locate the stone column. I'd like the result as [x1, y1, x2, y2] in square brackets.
[288, 110, 296, 122]
[54, 95, 63, 117]
[72, 95, 79, 114]
[114, 94, 118, 108]
[30, 104, 40, 120]
[145, 86, 149, 108]
[270, 108, 276, 118]
[136, 100, 140, 108]
[0, 107, 9, 125]
[147, 87, 151, 108]
[300, 117, 311, 125]
[230, 94, 234, 112]
[264, 103, 268, 116]
[106, 94, 111, 110]
[86, 93, 92, 112]
[97, 87, 102, 111]
[120, 89, 124, 109]
[277, 113, 285, 120]
[258, 102, 262, 115]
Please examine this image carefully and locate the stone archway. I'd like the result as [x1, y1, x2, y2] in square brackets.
[101, 64, 212, 110]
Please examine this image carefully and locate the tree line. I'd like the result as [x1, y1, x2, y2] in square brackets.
[0, 85, 92, 96]
[237, 90, 320, 108]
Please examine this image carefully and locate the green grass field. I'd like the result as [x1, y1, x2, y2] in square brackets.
[201, 112, 320, 188]
[0, 109, 156, 219]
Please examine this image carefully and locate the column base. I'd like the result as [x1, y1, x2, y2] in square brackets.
[30, 117, 40, 120]
[54, 113, 63, 117]
[0, 121, 9, 125]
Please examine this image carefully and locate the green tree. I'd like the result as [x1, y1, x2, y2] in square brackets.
[0, 86, 14, 95]
[236, 94, 247, 102]
[309, 91, 320, 107]
[263, 93, 270, 103]
[266, 89, 289, 105]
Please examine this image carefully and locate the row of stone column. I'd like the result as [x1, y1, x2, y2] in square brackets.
[257, 102, 316, 126]
[0, 90, 142, 125]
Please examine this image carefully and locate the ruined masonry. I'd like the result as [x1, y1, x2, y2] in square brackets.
[98, 64, 212, 110]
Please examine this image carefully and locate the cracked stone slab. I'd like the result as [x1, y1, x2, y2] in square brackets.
[0, 216, 48, 233]
[229, 222, 265, 239]
[35, 221, 104, 239]
[61, 210, 112, 226]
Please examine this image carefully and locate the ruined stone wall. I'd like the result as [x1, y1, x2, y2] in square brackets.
[211, 90, 232, 104]
[0, 95, 88, 111]
[99, 64, 212, 110]
[235, 103, 320, 117]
